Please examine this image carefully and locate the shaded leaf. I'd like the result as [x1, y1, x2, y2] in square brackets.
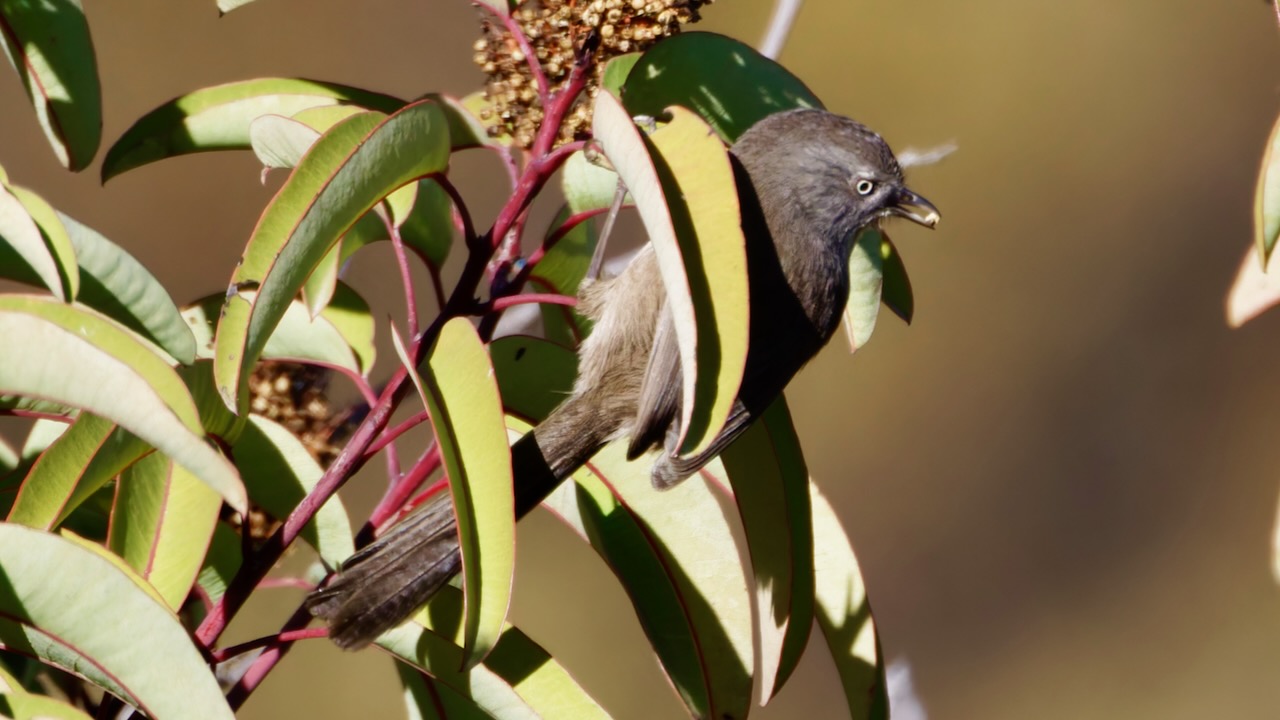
[0, 524, 233, 718]
[529, 205, 595, 346]
[811, 482, 889, 720]
[0, 0, 101, 169]
[107, 453, 221, 609]
[394, 319, 515, 669]
[101, 78, 405, 182]
[0, 184, 66, 301]
[489, 336, 579, 421]
[214, 100, 448, 410]
[399, 663, 491, 720]
[379, 586, 609, 720]
[0, 662, 92, 719]
[196, 522, 242, 605]
[880, 235, 914, 325]
[6, 185, 78, 300]
[713, 396, 814, 702]
[0, 296, 244, 512]
[621, 32, 822, 143]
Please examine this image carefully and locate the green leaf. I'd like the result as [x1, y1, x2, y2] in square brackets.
[425, 92, 502, 150]
[542, 440, 754, 720]
[0, 184, 67, 301]
[0, 524, 234, 718]
[399, 663, 491, 720]
[621, 32, 823, 143]
[593, 95, 749, 458]
[601, 54, 640, 95]
[107, 453, 221, 609]
[880, 235, 914, 325]
[6, 185, 78, 300]
[101, 78, 406, 182]
[7, 413, 147, 530]
[489, 336, 579, 421]
[0, 296, 245, 512]
[0, 662, 92, 719]
[393, 319, 515, 669]
[714, 397, 814, 701]
[0, 0, 102, 170]
[214, 100, 449, 410]
[196, 522, 241, 605]
[843, 227, 886, 354]
[232, 415, 354, 565]
[528, 205, 595, 346]
[811, 482, 889, 720]
[379, 586, 609, 719]
[1258, 109, 1280, 266]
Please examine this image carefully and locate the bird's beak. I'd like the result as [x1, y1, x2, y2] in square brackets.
[888, 188, 940, 229]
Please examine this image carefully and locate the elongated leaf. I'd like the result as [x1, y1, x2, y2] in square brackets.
[0, 524, 234, 718]
[880, 236, 914, 324]
[233, 415, 354, 565]
[0, 185, 65, 300]
[621, 32, 823, 143]
[489, 336, 579, 421]
[843, 227, 886, 353]
[811, 482, 888, 720]
[6, 185, 78, 300]
[393, 319, 514, 669]
[380, 586, 609, 720]
[102, 78, 405, 181]
[542, 441, 754, 719]
[1258, 109, 1280, 265]
[0, 297, 244, 512]
[0, 0, 101, 169]
[593, 95, 748, 457]
[713, 397, 814, 702]
[196, 522, 241, 605]
[529, 205, 596, 346]
[1227, 240, 1280, 327]
[400, 663, 491, 720]
[0, 662, 92, 719]
[108, 453, 221, 609]
[7, 413, 147, 530]
[214, 100, 448, 410]
[217, 0, 260, 15]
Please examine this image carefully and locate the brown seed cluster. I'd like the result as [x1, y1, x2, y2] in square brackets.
[248, 362, 351, 468]
[473, 0, 711, 148]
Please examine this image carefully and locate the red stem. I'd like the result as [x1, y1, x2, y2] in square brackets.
[367, 442, 443, 532]
[366, 410, 432, 458]
[488, 292, 577, 312]
[387, 218, 420, 337]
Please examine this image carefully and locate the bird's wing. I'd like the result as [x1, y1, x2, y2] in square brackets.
[627, 306, 681, 460]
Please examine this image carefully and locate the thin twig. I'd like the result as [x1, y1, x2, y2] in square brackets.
[758, 0, 804, 59]
[366, 411, 432, 459]
[486, 292, 578, 312]
[224, 608, 319, 710]
[431, 173, 477, 248]
[365, 443, 444, 538]
[387, 218, 420, 337]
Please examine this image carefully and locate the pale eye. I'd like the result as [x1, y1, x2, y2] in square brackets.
[855, 179, 875, 196]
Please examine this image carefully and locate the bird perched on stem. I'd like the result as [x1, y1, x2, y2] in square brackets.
[308, 108, 941, 649]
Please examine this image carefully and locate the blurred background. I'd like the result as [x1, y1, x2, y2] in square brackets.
[3, 1, 1280, 718]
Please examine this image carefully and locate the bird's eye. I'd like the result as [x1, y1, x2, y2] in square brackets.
[855, 179, 875, 196]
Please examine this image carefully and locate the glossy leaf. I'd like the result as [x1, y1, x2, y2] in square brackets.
[0, 296, 245, 512]
[593, 94, 749, 457]
[0, 184, 66, 301]
[379, 586, 609, 720]
[1227, 241, 1280, 327]
[108, 453, 221, 609]
[1257, 109, 1280, 265]
[101, 78, 406, 182]
[622, 32, 823, 143]
[7, 413, 147, 530]
[0, 0, 101, 169]
[6, 185, 78, 300]
[214, 100, 448, 410]
[542, 441, 754, 720]
[714, 397, 814, 702]
[394, 318, 515, 668]
[233, 415, 354, 565]
[0, 524, 234, 718]
[811, 482, 889, 720]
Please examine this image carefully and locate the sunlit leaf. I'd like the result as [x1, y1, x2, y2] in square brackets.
[399, 663, 491, 720]
[233, 415, 354, 565]
[394, 319, 515, 668]
[713, 397, 814, 702]
[0, 0, 101, 169]
[214, 100, 448, 410]
[107, 453, 221, 609]
[0, 525, 234, 718]
[101, 78, 405, 182]
[593, 94, 748, 457]
[1257, 109, 1280, 265]
[379, 586, 609, 719]
[542, 440, 754, 720]
[0, 297, 244, 512]
[843, 227, 886, 353]
[811, 482, 889, 720]
[0, 662, 92, 719]
[1227, 240, 1280, 328]
[621, 32, 822, 143]
[0, 184, 66, 301]
[6, 185, 78, 300]
[217, 0, 260, 15]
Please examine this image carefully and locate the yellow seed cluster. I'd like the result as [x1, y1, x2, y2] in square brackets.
[473, 0, 711, 148]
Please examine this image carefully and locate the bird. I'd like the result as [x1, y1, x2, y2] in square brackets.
[307, 107, 941, 649]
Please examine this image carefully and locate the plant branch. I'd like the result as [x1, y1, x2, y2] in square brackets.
[758, 0, 804, 59]
[223, 607, 320, 710]
[366, 410, 432, 458]
[386, 215, 420, 337]
[364, 443, 443, 541]
[484, 292, 578, 313]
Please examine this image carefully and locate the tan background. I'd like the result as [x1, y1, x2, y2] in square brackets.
[3, 0, 1280, 718]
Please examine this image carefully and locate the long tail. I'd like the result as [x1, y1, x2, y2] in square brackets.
[307, 394, 607, 649]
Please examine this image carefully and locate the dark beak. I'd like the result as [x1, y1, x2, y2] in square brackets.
[888, 188, 941, 229]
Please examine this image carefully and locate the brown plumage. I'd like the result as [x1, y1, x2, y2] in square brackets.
[307, 108, 939, 649]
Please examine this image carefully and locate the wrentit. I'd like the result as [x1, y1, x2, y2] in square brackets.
[308, 108, 941, 649]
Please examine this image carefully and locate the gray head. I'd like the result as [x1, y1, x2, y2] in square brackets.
[731, 108, 940, 245]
